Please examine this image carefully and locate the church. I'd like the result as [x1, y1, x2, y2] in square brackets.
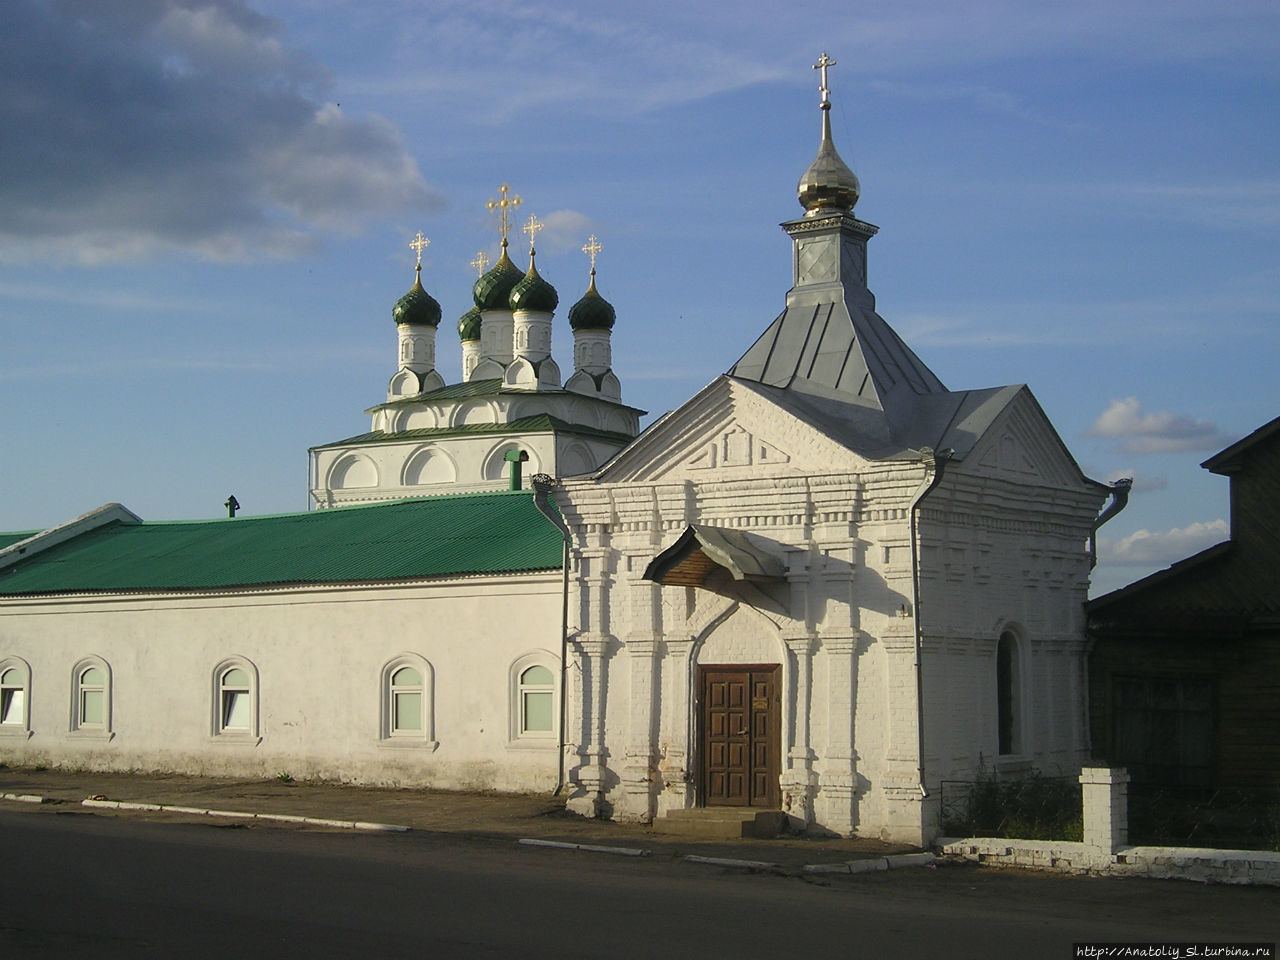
[0, 58, 1119, 844]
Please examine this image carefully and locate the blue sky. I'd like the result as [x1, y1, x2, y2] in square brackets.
[1, 0, 1276, 596]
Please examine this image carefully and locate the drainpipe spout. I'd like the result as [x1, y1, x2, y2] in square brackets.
[1089, 478, 1132, 569]
[909, 446, 953, 802]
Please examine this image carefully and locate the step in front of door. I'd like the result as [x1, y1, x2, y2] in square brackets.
[652, 809, 788, 839]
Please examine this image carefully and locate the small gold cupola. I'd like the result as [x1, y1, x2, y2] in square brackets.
[797, 52, 860, 216]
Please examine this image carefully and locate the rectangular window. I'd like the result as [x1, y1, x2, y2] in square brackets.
[222, 691, 250, 730]
[1113, 675, 1214, 786]
[81, 689, 104, 726]
[393, 691, 422, 732]
[522, 691, 553, 733]
[1, 689, 22, 725]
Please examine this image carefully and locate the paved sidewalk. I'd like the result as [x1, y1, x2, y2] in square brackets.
[0, 766, 917, 870]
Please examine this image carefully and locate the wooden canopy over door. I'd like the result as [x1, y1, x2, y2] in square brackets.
[698, 665, 781, 808]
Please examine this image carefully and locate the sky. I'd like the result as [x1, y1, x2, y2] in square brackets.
[1, 0, 1277, 597]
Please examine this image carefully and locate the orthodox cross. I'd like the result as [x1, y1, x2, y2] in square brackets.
[582, 235, 602, 274]
[522, 213, 544, 253]
[408, 231, 430, 267]
[486, 182, 522, 244]
[470, 250, 491, 277]
[814, 52, 836, 105]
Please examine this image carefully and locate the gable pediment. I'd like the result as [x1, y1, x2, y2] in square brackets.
[596, 377, 862, 483]
[957, 387, 1090, 490]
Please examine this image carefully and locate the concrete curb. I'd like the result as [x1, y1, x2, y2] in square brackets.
[683, 855, 783, 872]
[79, 797, 409, 832]
[517, 838, 650, 857]
[803, 852, 936, 875]
[2, 792, 50, 804]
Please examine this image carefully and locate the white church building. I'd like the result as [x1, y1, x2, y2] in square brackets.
[0, 60, 1117, 844]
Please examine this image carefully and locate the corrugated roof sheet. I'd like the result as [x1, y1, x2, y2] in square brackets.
[314, 414, 634, 451]
[0, 531, 39, 550]
[0, 493, 563, 596]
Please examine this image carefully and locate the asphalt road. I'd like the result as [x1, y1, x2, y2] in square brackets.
[2, 808, 1276, 959]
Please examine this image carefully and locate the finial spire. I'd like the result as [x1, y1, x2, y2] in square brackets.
[486, 182, 522, 249]
[470, 250, 491, 277]
[582, 234, 602, 275]
[408, 231, 430, 273]
[814, 52, 836, 107]
[797, 52, 860, 215]
[522, 213, 544, 256]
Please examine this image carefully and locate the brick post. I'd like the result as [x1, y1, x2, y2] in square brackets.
[1078, 766, 1129, 855]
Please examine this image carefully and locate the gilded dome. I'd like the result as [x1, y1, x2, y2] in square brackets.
[568, 274, 615, 331]
[472, 244, 525, 311]
[392, 267, 442, 327]
[508, 250, 558, 313]
[797, 106, 859, 215]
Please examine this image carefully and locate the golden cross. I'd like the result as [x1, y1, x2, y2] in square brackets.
[470, 250, 491, 277]
[582, 235, 602, 273]
[486, 182, 522, 243]
[408, 231, 430, 266]
[814, 52, 836, 105]
[522, 213, 544, 253]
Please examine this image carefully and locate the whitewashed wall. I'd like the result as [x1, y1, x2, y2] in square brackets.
[0, 573, 564, 792]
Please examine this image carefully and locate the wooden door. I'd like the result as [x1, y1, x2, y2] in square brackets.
[699, 665, 780, 808]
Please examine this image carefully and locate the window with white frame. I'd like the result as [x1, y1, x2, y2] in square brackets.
[212, 657, 259, 740]
[379, 655, 436, 747]
[70, 656, 112, 737]
[0, 658, 31, 736]
[509, 653, 558, 743]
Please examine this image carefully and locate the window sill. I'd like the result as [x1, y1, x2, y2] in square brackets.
[67, 728, 114, 742]
[378, 739, 439, 752]
[994, 755, 1032, 774]
[0, 727, 33, 740]
[210, 733, 262, 747]
[504, 738, 558, 751]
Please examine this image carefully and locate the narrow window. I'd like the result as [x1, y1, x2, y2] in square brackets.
[79, 667, 105, 727]
[519, 665, 554, 735]
[1, 667, 25, 726]
[70, 656, 111, 736]
[390, 666, 423, 733]
[220, 668, 251, 731]
[211, 658, 258, 740]
[997, 631, 1018, 755]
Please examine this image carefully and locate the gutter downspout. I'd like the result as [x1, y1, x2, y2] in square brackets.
[1089, 478, 1132, 569]
[909, 446, 953, 802]
[531, 474, 572, 796]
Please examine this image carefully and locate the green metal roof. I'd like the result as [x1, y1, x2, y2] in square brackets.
[366, 378, 646, 415]
[314, 414, 635, 451]
[0, 531, 38, 550]
[0, 493, 563, 596]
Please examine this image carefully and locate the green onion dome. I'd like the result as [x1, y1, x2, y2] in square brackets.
[568, 273, 616, 331]
[457, 305, 482, 342]
[392, 266, 442, 327]
[508, 250, 559, 313]
[472, 244, 526, 311]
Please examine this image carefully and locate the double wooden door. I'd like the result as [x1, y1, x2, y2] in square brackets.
[698, 665, 780, 808]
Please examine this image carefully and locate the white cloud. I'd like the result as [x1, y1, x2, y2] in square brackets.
[1085, 397, 1235, 454]
[0, 1, 440, 265]
[1098, 519, 1229, 567]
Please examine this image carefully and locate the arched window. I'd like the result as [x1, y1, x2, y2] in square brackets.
[212, 657, 259, 741]
[0, 658, 31, 737]
[70, 656, 112, 738]
[997, 631, 1021, 756]
[509, 653, 558, 743]
[379, 655, 436, 748]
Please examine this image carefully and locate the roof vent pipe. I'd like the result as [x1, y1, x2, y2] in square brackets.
[504, 449, 530, 490]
